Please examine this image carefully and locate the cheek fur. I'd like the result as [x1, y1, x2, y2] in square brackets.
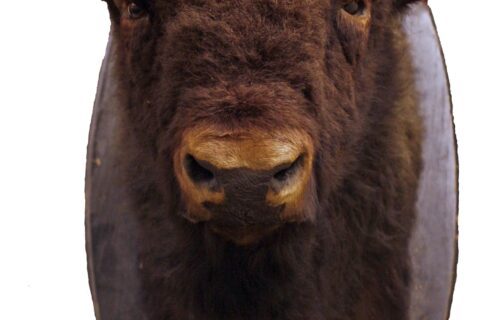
[335, 2, 371, 65]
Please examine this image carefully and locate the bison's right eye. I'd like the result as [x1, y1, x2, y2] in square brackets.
[128, 2, 146, 19]
[343, 1, 366, 16]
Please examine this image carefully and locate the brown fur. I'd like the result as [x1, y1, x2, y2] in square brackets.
[103, 0, 423, 319]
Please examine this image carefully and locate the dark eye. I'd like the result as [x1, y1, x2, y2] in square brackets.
[128, 2, 145, 19]
[343, 1, 365, 15]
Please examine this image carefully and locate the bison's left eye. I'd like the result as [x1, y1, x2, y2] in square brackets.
[343, 1, 366, 16]
[128, 2, 146, 19]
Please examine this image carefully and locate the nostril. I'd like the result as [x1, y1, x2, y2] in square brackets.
[184, 154, 215, 184]
[273, 154, 305, 183]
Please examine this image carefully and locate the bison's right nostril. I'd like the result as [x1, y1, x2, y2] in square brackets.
[273, 154, 305, 184]
[184, 154, 215, 185]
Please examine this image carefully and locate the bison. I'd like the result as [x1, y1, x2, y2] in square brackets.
[100, 0, 424, 319]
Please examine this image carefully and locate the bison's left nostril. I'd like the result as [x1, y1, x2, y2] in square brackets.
[184, 154, 216, 185]
[273, 154, 305, 184]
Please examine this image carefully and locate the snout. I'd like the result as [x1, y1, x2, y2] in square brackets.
[174, 126, 315, 244]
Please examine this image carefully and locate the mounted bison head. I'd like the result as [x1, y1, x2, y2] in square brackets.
[104, 0, 421, 247]
[100, 1, 425, 318]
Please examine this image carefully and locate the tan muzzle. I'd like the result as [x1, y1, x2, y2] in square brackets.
[173, 126, 315, 236]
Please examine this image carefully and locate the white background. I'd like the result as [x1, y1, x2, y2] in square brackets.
[0, 1, 483, 319]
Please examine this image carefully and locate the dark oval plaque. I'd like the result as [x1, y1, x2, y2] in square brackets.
[85, 3, 458, 319]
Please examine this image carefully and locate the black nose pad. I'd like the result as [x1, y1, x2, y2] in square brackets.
[183, 153, 305, 198]
[184, 154, 217, 187]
